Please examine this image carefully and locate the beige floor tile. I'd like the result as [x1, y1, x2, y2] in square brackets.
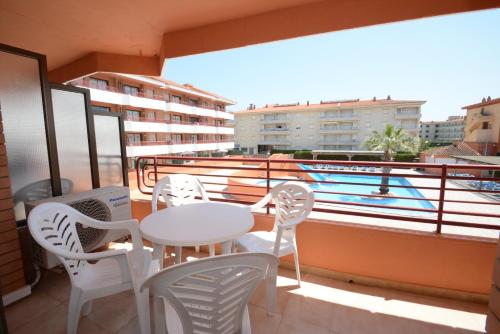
[277, 315, 330, 334]
[33, 269, 71, 303]
[284, 293, 333, 328]
[116, 316, 141, 334]
[6, 289, 61, 331]
[11, 303, 109, 334]
[85, 291, 138, 333]
[249, 304, 282, 334]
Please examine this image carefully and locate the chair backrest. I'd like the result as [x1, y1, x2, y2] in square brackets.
[152, 174, 209, 212]
[28, 202, 88, 283]
[269, 182, 315, 236]
[141, 253, 278, 334]
[28, 202, 143, 285]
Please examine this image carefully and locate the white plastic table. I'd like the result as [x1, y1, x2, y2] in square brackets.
[140, 202, 254, 266]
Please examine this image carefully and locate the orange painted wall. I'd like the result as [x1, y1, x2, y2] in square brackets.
[131, 199, 497, 296]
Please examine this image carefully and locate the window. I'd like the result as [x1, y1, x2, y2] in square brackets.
[172, 134, 182, 143]
[123, 84, 139, 96]
[91, 105, 111, 113]
[172, 115, 182, 123]
[189, 117, 199, 124]
[126, 133, 141, 144]
[190, 134, 197, 143]
[188, 98, 199, 106]
[215, 105, 224, 111]
[89, 77, 108, 90]
[126, 109, 140, 121]
[215, 119, 223, 127]
[172, 95, 181, 103]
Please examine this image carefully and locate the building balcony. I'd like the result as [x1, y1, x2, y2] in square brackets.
[319, 126, 359, 133]
[258, 140, 291, 145]
[259, 127, 289, 133]
[319, 113, 360, 121]
[259, 118, 290, 123]
[126, 140, 234, 156]
[78, 85, 234, 120]
[395, 111, 420, 119]
[124, 117, 234, 135]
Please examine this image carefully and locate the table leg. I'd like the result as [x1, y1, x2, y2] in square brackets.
[152, 243, 164, 269]
[221, 240, 233, 255]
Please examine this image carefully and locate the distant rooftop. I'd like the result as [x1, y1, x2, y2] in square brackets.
[453, 155, 500, 165]
[237, 96, 425, 113]
[462, 96, 500, 110]
[422, 142, 479, 157]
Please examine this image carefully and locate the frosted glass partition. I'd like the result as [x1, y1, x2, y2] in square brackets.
[93, 115, 124, 186]
[0, 51, 52, 220]
[51, 88, 93, 193]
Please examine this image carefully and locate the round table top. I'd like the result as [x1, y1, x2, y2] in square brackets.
[140, 202, 254, 246]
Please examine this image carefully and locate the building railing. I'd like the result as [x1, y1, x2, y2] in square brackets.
[260, 128, 289, 132]
[123, 115, 233, 128]
[135, 156, 500, 234]
[128, 139, 234, 146]
[320, 113, 359, 119]
[76, 80, 229, 112]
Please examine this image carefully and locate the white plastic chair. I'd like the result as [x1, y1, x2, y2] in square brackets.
[235, 182, 314, 286]
[28, 202, 159, 334]
[152, 174, 215, 259]
[141, 253, 279, 334]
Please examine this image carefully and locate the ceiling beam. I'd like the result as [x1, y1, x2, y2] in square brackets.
[48, 52, 160, 83]
[160, 0, 500, 59]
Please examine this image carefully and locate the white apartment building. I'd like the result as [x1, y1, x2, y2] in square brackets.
[234, 97, 424, 154]
[69, 73, 235, 168]
[419, 116, 465, 144]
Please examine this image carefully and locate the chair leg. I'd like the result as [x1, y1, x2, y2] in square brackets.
[134, 288, 151, 334]
[81, 300, 93, 316]
[209, 244, 215, 257]
[266, 263, 278, 315]
[67, 288, 83, 334]
[195, 245, 200, 253]
[293, 251, 301, 287]
[242, 305, 251, 334]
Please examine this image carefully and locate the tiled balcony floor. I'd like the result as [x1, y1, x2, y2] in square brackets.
[6, 247, 487, 334]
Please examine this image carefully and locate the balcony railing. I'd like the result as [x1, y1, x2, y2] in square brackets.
[320, 113, 359, 120]
[123, 115, 233, 128]
[135, 156, 500, 235]
[128, 139, 234, 146]
[76, 80, 228, 112]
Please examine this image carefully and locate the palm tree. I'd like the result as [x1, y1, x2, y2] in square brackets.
[364, 124, 419, 195]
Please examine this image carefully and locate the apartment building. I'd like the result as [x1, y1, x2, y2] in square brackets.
[419, 115, 465, 144]
[234, 97, 423, 154]
[69, 73, 235, 168]
[462, 96, 500, 155]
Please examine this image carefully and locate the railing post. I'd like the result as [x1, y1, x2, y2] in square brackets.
[154, 156, 158, 184]
[436, 164, 447, 234]
[136, 157, 142, 192]
[266, 159, 271, 214]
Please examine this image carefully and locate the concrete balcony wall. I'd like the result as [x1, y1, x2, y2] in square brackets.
[126, 141, 234, 156]
[88, 88, 234, 120]
[130, 198, 496, 299]
[468, 129, 495, 142]
[124, 121, 234, 135]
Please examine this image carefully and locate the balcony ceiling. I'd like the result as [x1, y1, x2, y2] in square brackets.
[1, 0, 499, 82]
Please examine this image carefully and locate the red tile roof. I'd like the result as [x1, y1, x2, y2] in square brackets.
[462, 97, 500, 110]
[422, 142, 480, 157]
[236, 98, 426, 113]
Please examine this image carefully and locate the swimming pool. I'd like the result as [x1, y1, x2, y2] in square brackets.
[259, 164, 435, 216]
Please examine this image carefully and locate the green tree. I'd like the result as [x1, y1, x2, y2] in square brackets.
[364, 124, 420, 194]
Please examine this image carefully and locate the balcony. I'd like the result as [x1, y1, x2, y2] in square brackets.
[124, 116, 234, 135]
[319, 125, 359, 133]
[259, 117, 290, 123]
[126, 139, 234, 156]
[76, 82, 234, 120]
[320, 113, 359, 121]
[396, 111, 420, 119]
[260, 127, 289, 133]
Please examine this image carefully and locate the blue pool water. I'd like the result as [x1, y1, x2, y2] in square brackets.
[259, 164, 435, 216]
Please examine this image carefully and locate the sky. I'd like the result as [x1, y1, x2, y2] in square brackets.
[163, 9, 500, 121]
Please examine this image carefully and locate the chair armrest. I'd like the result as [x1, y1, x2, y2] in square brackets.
[249, 193, 272, 211]
[276, 221, 300, 230]
[58, 248, 128, 261]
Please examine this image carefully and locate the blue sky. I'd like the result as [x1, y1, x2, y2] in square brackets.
[163, 9, 500, 121]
